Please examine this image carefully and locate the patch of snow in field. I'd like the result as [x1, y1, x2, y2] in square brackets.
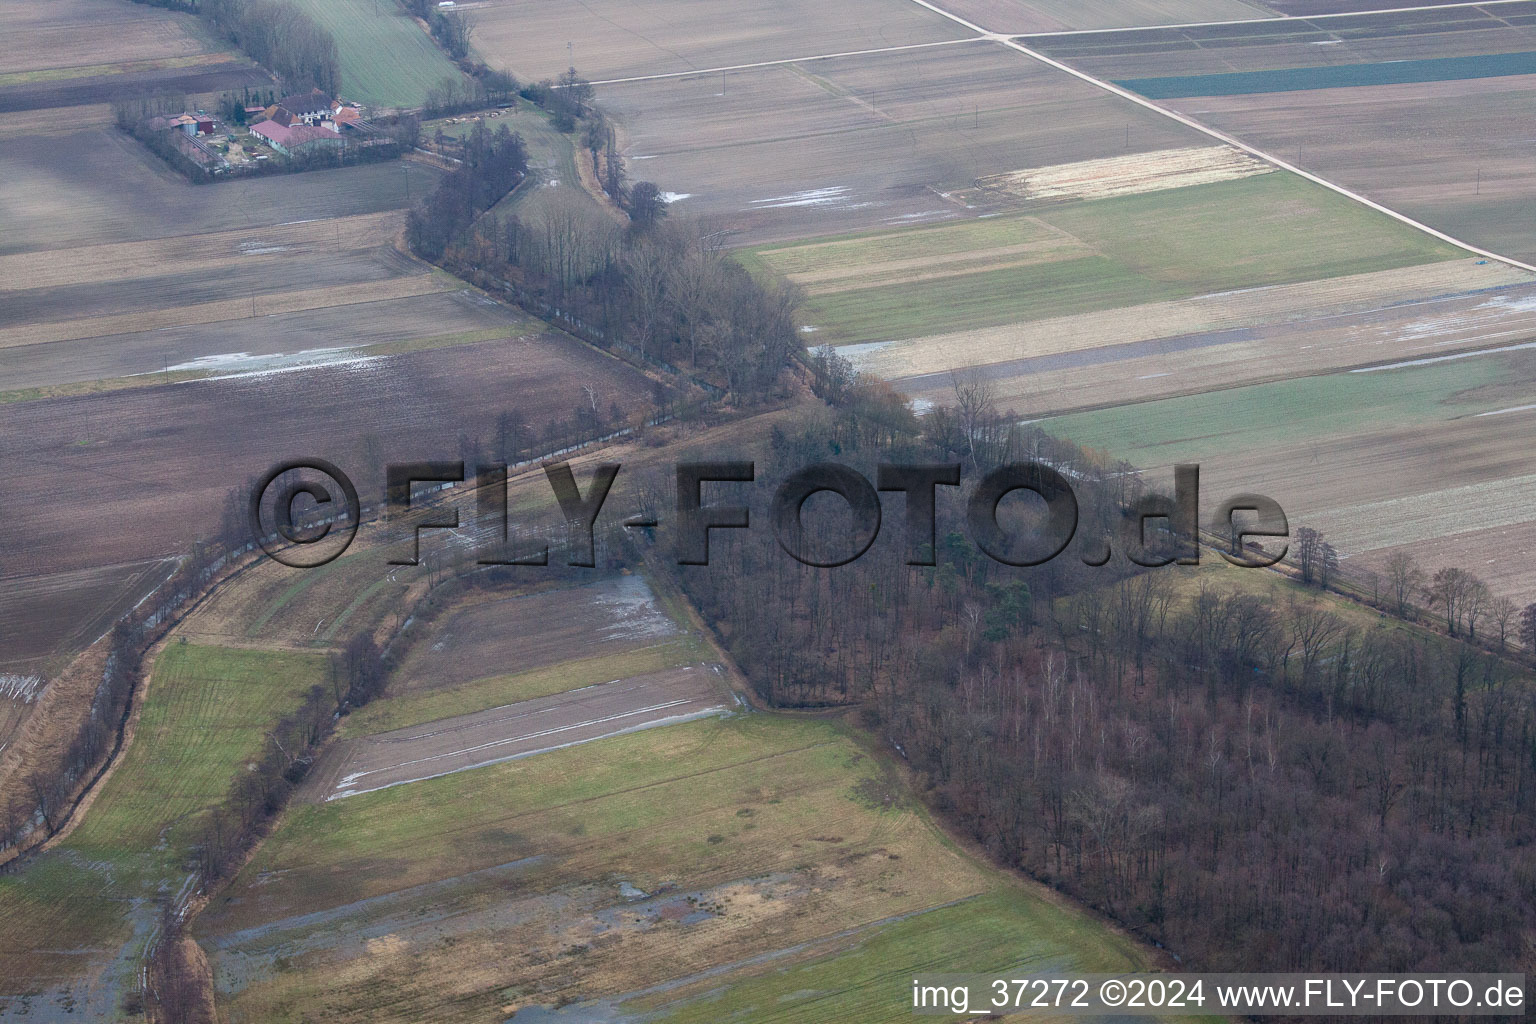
[590, 576, 681, 643]
[153, 347, 381, 382]
[1482, 293, 1536, 313]
[800, 325, 819, 333]
[0, 675, 44, 703]
[1397, 291, 1536, 344]
[834, 340, 893, 370]
[749, 186, 878, 210]
[1353, 339, 1536, 372]
[329, 701, 729, 799]
[660, 191, 691, 203]
[238, 243, 291, 255]
[1475, 403, 1536, 418]
[885, 209, 957, 224]
[910, 398, 934, 415]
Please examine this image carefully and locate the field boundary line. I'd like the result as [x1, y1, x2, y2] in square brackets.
[569, 2, 1536, 88]
[0, 209, 402, 273]
[1011, 0, 1536, 37]
[0, 274, 446, 351]
[583, 37, 984, 86]
[895, 0, 1536, 275]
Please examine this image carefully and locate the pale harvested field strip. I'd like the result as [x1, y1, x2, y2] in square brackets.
[309, 666, 731, 801]
[974, 144, 1272, 201]
[0, 275, 446, 350]
[0, 52, 241, 89]
[797, 239, 1090, 294]
[1058, 391, 1536, 577]
[854, 258, 1533, 379]
[898, 284, 1536, 417]
[1303, 469, 1536, 555]
[754, 215, 1081, 274]
[471, 0, 972, 82]
[0, 0, 216, 74]
[0, 211, 408, 293]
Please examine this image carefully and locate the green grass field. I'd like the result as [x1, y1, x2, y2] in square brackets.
[0, 645, 327, 993]
[65, 645, 327, 869]
[739, 215, 1081, 278]
[637, 889, 1155, 1024]
[207, 715, 870, 924]
[1043, 356, 1501, 464]
[287, 0, 461, 108]
[197, 713, 1166, 1023]
[749, 173, 1460, 346]
[799, 255, 1182, 346]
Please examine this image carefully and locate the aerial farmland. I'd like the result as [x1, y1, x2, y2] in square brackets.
[3, 0, 1536, 1019]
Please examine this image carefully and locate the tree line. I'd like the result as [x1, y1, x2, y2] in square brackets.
[404, 72, 804, 403]
[664, 371, 1536, 977]
[1286, 526, 1536, 656]
[405, 121, 529, 260]
[201, 0, 339, 96]
[147, 552, 605, 1021]
[401, 0, 474, 61]
[0, 508, 253, 863]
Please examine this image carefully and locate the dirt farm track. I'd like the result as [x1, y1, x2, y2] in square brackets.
[303, 665, 733, 801]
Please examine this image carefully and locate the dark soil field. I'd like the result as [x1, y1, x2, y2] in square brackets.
[0, 59, 269, 113]
[0, 0, 222, 75]
[0, 290, 523, 392]
[0, 245, 407, 336]
[0, 129, 425, 255]
[471, 0, 971, 83]
[391, 577, 684, 696]
[600, 41, 1207, 243]
[0, 335, 655, 663]
[0, 559, 175, 675]
[0, 198, 476, 396]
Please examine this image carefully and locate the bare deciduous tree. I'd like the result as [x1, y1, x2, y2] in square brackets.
[1385, 551, 1425, 617]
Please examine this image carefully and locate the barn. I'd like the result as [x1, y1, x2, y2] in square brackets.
[262, 89, 336, 127]
[249, 120, 345, 156]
